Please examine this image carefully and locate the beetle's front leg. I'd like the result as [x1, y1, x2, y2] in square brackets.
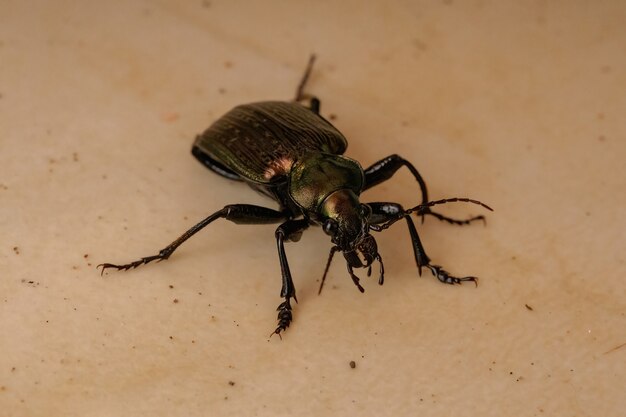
[363, 155, 485, 226]
[273, 219, 310, 337]
[368, 202, 477, 286]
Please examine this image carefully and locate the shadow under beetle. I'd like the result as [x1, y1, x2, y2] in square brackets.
[99, 56, 492, 337]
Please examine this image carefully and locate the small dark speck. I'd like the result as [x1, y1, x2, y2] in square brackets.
[173, 298, 179, 304]
[598, 135, 606, 142]
[412, 39, 427, 52]
[72, 152, 79, 162]
[349, 360, 356, 369]
[0, 184, 8, 190]
[228, 381, 235, 386]
[328, 113, 337, 121]
[224, 396, 228, 400]
[169, 336, 174, 340]
[525, 304, 534, 311]
[0, 386, 6, 392]
[13, 246, 20, 255]
[169, 285, 174, 289]
[224, 61, 233, 69]
[585, 211, 591, 216]
[83, 254, 89, 259]
[218, 87, 226, 94]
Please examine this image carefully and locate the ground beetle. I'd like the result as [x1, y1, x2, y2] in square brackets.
[99, 56, 492, 337]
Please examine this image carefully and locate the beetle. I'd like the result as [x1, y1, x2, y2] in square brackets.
[99, 55, 492, 337]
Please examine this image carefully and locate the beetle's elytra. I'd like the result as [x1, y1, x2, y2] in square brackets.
[99, 56, 492, 337]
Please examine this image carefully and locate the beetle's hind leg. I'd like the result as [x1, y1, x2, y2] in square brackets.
[293, 54, 321, 114]
[98, 204, 288, 275]
[363, 155, 486, 226]
[367, 202, 478, 286]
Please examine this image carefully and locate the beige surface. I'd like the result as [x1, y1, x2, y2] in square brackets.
[1, 1, 625, 416]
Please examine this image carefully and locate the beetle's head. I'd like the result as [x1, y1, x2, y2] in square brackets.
[320, 189, 377, 268]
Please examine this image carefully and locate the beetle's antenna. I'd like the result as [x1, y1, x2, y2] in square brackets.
[295, 54, 317, 102]
[318, 245, 339, 295]
[370, 198, 493, 232]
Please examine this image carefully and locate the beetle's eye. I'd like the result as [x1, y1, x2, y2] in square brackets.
[360, 204, 372, 218]
[323, 219, 338, 236]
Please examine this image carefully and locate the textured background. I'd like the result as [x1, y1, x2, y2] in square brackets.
[1, 1, 625, 416]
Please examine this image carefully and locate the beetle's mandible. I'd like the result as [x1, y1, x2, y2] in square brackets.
[99, 55, 492, 337]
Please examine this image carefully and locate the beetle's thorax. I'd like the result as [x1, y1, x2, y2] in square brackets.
[288, 151, 364, 215]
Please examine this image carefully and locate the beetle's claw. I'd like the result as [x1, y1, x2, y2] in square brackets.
[426, 264, 479, 287]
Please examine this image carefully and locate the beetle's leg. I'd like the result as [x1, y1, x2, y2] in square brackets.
[98, 204, 288, 274]
[272, 219, 310, 337]
[363, 155, 485, 226]
[367, 202, 477, 286]
[293, 54, 321, 114]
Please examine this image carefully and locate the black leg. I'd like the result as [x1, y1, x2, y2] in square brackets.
[98, 204, 288, 274]
[293, 54, 321, 114]
[273, 219, 310, 337]
[363, 154, 485, 226]
[367, 202, 477, 286]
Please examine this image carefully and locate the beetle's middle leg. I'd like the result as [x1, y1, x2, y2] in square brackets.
[363, 154, 485, 226]
[98, 204, 288, 274]
[368, 202, 477, 286]
[273, 219, 310, 337]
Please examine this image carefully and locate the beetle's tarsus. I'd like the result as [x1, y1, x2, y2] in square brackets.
[98, 255, 163, 275]
[271, 299, 293, 338]
[426, 264, 478, 286]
